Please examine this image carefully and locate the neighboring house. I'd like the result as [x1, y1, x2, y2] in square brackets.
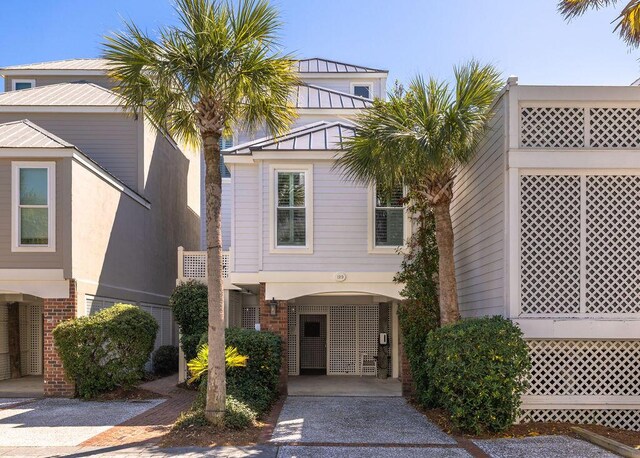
[452, 77, 640, 430]
[0, 59, 201, 396]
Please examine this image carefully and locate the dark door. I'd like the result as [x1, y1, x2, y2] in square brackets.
[299, 314, 327, 375]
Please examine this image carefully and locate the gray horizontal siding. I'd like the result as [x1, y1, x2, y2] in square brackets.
[5, 75, 115, 92]
[233, 164, 260, 272]
[0, 113, 139, 190]
[451, 97, 507, 318]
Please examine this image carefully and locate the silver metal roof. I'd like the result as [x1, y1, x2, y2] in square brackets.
[293, 84, 373, 109]
[225, 121, 356, 155]
[0, 119, 73, 148]
[0, 82, 120, 107]
[296, 58, 386, 73]
[2, 58, 110, 71]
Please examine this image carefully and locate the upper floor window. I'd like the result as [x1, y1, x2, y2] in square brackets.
[269, 164, 313, 254]
[219, 136, 233, 179]
[374, 185, 405, 248]
[12, 162, 55, 252]
[12, 79, 35, 91]
[352, 83, 372, 99]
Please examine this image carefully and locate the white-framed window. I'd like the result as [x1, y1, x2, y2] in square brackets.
[351, 82, 373, 99]
[11, 162, 56, 252]
[11, 79, 36, 91]
[368, 184, 409, 253]
[269, 164, 313, 254]
[219, 136, 233, 179]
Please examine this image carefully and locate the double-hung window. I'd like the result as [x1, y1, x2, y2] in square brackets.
[373, 185, 405, 248]
[219, 136, 233, 178]
[270, 165, 313, 253]
[12, 162, 56, 252]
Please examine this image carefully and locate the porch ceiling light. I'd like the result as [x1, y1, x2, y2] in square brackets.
[269, 297, 278, 316]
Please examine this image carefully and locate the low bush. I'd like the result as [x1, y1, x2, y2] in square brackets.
[53, 304, 158, 399]
[153, 345, 179, 376]
[170, 280, 208, 360]
[424, 316, 531, 434]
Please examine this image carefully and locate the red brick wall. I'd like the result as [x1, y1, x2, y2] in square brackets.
[258, 283, 288, 394]
[43, 280, 77, 397]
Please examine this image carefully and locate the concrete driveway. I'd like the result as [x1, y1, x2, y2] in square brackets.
[0, 397, 163, 446]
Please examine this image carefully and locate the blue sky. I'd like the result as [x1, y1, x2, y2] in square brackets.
[1, 0, 638, 87]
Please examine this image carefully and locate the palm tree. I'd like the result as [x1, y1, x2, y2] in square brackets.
[558, 0, 640, 47]
[103, 0, 297, 424]
[336, 61, 502, 325]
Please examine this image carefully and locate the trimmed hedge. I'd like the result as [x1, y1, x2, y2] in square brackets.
[170, 280, 208, 360]
[153, 345, 179, 376]
[53, 304, 158, 399]
[424, 316, 531, 434]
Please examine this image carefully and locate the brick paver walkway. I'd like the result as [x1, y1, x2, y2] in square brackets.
[81, 375, 196, 447]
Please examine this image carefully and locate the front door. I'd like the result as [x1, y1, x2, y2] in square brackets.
[299, 314, 327, 375]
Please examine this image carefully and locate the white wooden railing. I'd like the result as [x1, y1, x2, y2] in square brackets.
[177, 247, 229, 280]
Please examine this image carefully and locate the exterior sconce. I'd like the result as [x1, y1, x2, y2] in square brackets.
[269, 297, 278, 316]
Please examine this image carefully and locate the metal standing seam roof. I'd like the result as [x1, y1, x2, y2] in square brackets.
[296, 58, 387, 73]
[225, 121, 356, 155]
[1, 58, 111, 71]
[0, 81, 121, 106]
[0, 119, 74, 148]
[293, 84, 373, 109]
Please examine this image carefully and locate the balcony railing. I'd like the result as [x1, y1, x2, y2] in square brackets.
[177, 247, 229, 280]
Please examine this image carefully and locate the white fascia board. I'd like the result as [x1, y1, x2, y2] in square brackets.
[513, 317, 640, 339]
[515, 85, 640, 102]
[300, 72, 388, 79]
[265, 281, 403, 301]
[0, 148, 73, 157]
[0, 106, 124, 113]
[509, 149, 640, 169]
[222, 155, 254, 164]
[0, 69, 106, 76]
[0, 280, 70, 298]
[0, 268, 65, 281]
[296, 108, 362, 116]
[252, 151, 342, 160]
[258, 271, 397, 283]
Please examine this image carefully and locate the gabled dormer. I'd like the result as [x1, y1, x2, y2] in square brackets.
[0, 59, 113, 92]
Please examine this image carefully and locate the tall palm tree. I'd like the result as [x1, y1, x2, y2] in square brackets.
[558, 0, 640, 46]
[336, 61, 502, 325]
[103, 0, 297, 424]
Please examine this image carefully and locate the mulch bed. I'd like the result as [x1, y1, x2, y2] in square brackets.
[159, 396, 285, 447]
[93, 386, 164, 402]
[422, 407, 640, 449]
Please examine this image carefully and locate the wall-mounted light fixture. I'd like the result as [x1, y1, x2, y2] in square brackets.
[269, 297, 278, 316]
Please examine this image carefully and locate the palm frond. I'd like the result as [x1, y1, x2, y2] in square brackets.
[187, 344, 248, 384]
[558, 0, 619, 19]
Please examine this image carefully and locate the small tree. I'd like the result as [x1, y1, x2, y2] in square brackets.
[337, 62, 502, 325]
[103, 0, 297, 424]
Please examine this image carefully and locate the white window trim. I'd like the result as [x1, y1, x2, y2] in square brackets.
[11, 79, 36, 91]
[368, 184, 410, 254]
[11, 161, 56, 253]
[269, 163, 313, 254]
[350, 82, 374, 99]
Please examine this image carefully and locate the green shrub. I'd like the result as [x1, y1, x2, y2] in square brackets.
[224, 396, 257, 430]
[425, 316, 531, 434]
[153, 345, 179, 376]
[170, 280, 208, 360]
[394, 208, 440, 403]
[53, 304, 158, 399]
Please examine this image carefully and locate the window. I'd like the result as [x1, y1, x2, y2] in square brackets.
[12, 79, 35, 91]
[277, 172, 306, 246]
[12, 162, 55, 252]
[269, 164, 313, 253]
[374, 185, 404, 247]
[219, 137, 233, 178]
[352, 83, 372, 99]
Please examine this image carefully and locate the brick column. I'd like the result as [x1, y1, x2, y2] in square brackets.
[43, 280, 77, 397]
[399, 336, 415, 397]
[258, 283, 288, 394]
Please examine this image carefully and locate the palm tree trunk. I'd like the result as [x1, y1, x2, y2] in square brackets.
[431, 199, 460, 325]
[202, 131, 226, 425]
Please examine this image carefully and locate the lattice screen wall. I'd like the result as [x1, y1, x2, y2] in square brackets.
[523, 340, 640, 430]
[181, 251, 229, 279]
[241, 306, 258, 330]
[287, 304, 381, 376]
[520, 106, 640, 148]
[520, 173, 640, 315]
[0, 304, 8, 381]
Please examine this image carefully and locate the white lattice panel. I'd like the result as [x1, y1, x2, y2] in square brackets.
[0, 304, 8, 381]
[329, 306, 357, 374]
[520, 175, 581, 314]
[585, 175, 640, 313]
[590, 108, 640, 148]
[520, 107, 584, 148]
[521, 409, 640, 431]
[357, 305, 379, 376]
[0, 354, 9, 382]
[29, 304, 42, 375]
[181, 252, 229, 279]
[288, 304, 298, 375]
[527, 340, 640, 396]
[19, 304, 30, 376]
[241, 306, 258, 330]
